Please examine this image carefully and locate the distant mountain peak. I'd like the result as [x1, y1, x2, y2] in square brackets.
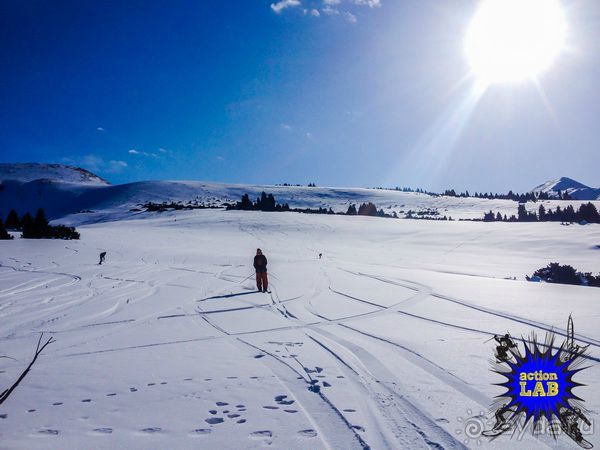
[532, 177, 600, 200]
[0, 163, 109, 185]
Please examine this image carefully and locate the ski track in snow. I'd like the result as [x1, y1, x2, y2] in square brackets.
[0, 210, 597, 449]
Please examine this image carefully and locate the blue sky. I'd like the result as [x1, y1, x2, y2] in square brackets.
[1, 0, 599, 192]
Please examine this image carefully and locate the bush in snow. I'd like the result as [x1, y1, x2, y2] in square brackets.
[528, 263, 600, 287]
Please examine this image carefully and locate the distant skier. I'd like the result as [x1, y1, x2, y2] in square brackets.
[254, 248, 269, 293]
[98, 251, 106, 265]
[319, 253, 322, 259]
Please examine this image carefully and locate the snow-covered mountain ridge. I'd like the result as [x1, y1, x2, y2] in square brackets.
[1, 164, 598, 224]
[532, 176, 600, 200]
[0, 163, 109, 185]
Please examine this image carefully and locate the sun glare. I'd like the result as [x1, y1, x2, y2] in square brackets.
[466, 0, 567, 84]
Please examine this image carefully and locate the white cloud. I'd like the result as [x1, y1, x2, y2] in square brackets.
[352, 0, 381, 7]
[343, 11, 357, 23]
[81, 154, 104, 172]
[272, 0, 380, 21]
[96, 127, 105, 132]
[322, 5, 340, 15]
[107, 160, 128, 173]
[72, 154, 127, 174]
[306, 132, 314, 139]
[271, 0, 301, 14]
[281, 123, 292, 130]
[128, 148, 160, 158]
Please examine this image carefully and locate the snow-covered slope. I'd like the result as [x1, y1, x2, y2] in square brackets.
[0, 210, 598, 449]
[0, 163, 109, 185]
[532, 177, 600, 200]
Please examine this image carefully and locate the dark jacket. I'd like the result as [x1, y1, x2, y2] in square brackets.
[254, 254, 267, 273]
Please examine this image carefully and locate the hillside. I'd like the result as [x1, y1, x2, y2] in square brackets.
[1, 164, 599, 225]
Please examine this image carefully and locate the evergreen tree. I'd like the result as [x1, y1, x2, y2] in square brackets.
[517, 204, 528, 222]
[239, 194, 253, 210]
[495, 212, 503, 221]
[578, 202, 600, 223]
[0, 218, 13, 240]
[346, 204, 357, 215]
[357, 202, 377, 216]
[538, 204, 546, 221]
[20, 213, 34, 237]
[34, 208, 50, 236]
[5, 209, 20, 229]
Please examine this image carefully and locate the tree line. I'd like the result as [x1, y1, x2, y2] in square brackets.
[226, 192, 398, 218]
[373, 186, 571, 202]
[482, 202, 600, 223]
[1, 209, 80, 240]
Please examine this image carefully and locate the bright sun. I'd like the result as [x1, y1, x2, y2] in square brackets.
[466, 0, 567, 84]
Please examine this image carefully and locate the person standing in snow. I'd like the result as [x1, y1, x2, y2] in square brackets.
[98, 251, 107, 265]
[254, 248, 268, 293]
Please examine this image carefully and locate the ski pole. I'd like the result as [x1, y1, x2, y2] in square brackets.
[239, 272, 255, 284]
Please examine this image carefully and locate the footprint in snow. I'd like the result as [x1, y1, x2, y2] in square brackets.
[254, 354, 265, 359]
[236, 404, 245, 408]
[352, 425, 366, 432]
[323, 381, 331, 387]
[93, 428, 113, 434]
[298, 429, 318, 438]
[284, 409, 298, 413]
[184, 378, 193, 381]
[107, 393, 117, 397]
[227, 413, 240, 418]
[205, 417, 224, 425]
[343, 409, 356, 413]
[436, 418, 450, 423]
[216, 401, 229, 406]
[160, 382, 167, 385]
[237, 419, 247, 424]
[190, 428, 211, 436]
[249, 430, 272, 439]
[226, 376, 237, 379]
[141, 427, 162, 433]
[81, 399, 92, 403]
[147, 383, 155, 386]
[27, 409, 36, 413]
[263, 406, 278, 410]
[52, 402, 63, 406]
[39, 429, 59, 435]
[0, 414, 7, 419]
[129, 387, 138, 392]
